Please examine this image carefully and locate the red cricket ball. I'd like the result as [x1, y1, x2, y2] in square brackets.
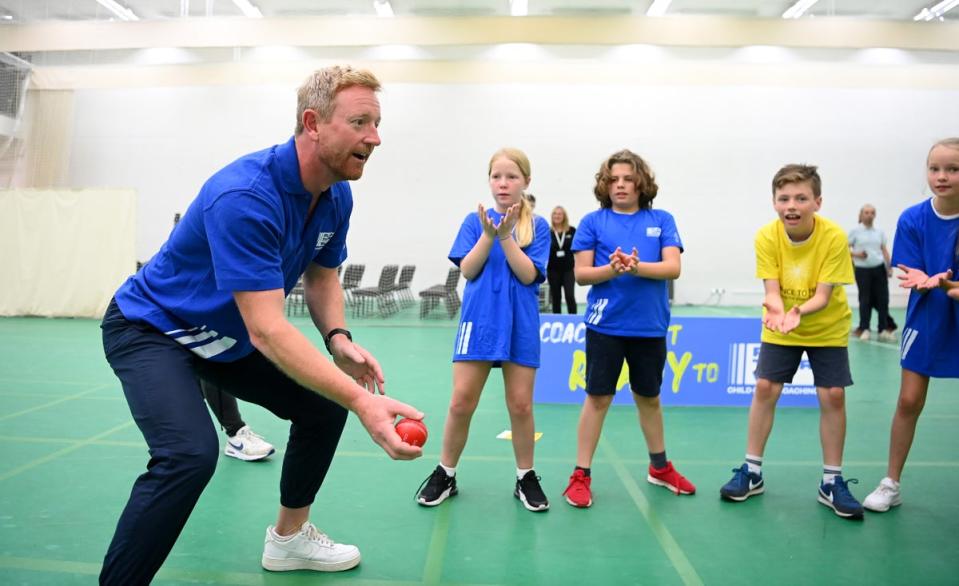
[395, 418, 428, 447]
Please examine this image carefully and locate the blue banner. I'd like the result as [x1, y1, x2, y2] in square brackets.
[535, 314, 818, 408]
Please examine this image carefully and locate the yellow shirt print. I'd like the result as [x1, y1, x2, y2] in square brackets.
[755, 215, 854, 347]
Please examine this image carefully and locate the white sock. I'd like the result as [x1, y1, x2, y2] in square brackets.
[823, 465, 842, 484]
[270, 527, 296, 542]
[517, 467, 532, 479]
[745, 454, 763, 475]
[440, 463, 456, 477]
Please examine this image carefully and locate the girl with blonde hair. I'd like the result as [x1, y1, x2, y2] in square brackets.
[416, 147, 552, 512]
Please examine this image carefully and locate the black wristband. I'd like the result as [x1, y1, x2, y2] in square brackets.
[323, 328, 352, 353]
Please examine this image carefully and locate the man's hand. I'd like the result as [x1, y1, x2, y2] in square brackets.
[352, 393, 424, 460]
[330, 336, 385, 394]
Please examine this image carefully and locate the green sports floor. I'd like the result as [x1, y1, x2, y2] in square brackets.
[1, 306, 957, 585]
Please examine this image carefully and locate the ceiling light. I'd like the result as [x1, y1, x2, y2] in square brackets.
[95, 0, 138, 21]
[510, 0, 528, 17]
[646, 0, 673, 17]
[913, 0, 959, 21]
[373, 0, 394, 17]
[483, 43, 548, 61]
[364, 44, 431, 60]
[782, 0, 818, 19]
[231, 0, 263, 18]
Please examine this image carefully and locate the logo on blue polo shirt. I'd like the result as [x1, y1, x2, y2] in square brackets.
[315, 232, 334, 251]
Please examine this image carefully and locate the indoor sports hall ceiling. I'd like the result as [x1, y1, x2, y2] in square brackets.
[0, 0, 954, 23]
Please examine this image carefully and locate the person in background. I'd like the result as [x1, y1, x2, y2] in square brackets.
[848, 204, 897, 342]
[175, 210, 276, 462]
[201, 380, 275, 461]
[547, 206, 578, 314]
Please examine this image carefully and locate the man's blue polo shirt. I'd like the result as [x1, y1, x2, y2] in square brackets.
[114, 136, 351, 362]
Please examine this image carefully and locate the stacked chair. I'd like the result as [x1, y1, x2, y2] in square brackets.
[340, 264, 366, 306]
[351, 264, 400, 318]
[419, 267, 462, 319]
[390, 265, 417, 309]
[538, 284, 550, 313]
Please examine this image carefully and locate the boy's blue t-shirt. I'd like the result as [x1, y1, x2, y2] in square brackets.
[448, 209, 550, 367]
[114, 137, 351, 362]
[891, 198, 959, 377]
[572, 207, 683, 337]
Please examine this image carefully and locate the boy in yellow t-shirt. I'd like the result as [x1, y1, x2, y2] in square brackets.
[720, 164, 864, 520]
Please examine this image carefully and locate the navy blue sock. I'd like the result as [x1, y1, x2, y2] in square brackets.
[650, 451, 668, 469]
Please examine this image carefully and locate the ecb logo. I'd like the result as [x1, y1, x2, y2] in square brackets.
[727, 342, 814, 395]
[315, 232, 334, 251]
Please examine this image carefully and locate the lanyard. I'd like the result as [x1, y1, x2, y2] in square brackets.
[553, 230, 567, 249]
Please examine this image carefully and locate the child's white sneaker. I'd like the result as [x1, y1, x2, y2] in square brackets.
[863, 477, 902, 512]
[262, 522, 360, 572]
[224, 425, 275, 461]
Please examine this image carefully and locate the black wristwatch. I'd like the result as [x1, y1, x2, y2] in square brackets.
[323, 328, 352, 353]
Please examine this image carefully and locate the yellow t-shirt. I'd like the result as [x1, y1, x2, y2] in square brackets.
[755, 215, 854, 347]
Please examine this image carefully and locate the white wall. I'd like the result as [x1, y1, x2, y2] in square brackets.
[66, 78, 958, 306]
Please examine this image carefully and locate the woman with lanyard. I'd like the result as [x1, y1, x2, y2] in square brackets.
[548, 206, 578, 314]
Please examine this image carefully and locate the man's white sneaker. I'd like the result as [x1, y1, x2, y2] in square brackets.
[262, 522, 360, 572]
[224, 425, 275, 461]
[859, 330, 871, 341]
[863, 477, 902, 512]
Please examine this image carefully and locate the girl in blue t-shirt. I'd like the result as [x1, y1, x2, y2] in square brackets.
[864, 138, 959, 513]
[562, 149, 696, 509]
[416, 148, 552, 512]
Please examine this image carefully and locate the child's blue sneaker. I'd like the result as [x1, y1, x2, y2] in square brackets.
[720, 464, 764, 502]
[818, 476, 864, 520]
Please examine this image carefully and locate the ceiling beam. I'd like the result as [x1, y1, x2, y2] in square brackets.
[2, 15, 958, 53]
[28, 58, 959, 91]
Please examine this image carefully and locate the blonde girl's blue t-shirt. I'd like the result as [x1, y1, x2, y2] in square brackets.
[448, 209, 550, 367]
[892, 198, 959, 377]
[572, 207, 683, 337]
[114, 137, 351, 362]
